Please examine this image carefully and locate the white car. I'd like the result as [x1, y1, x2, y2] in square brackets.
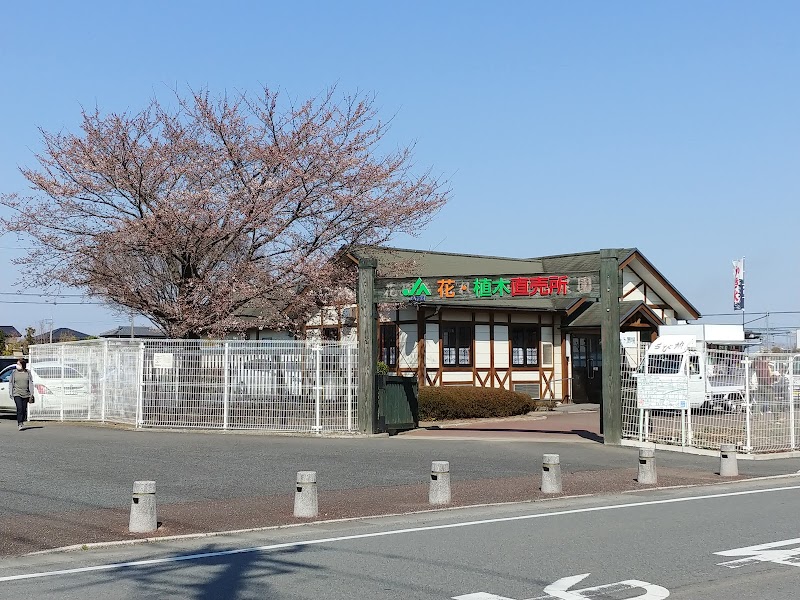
[0, 365, 16, 410]
[0, 362, 91, 413]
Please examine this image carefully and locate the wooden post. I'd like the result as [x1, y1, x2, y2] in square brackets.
[600, 249, 621, 445]
[357, 258, 378, 433]
[417, 307, 426, 385]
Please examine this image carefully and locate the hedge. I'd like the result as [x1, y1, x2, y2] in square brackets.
[419, 386, 537, 421]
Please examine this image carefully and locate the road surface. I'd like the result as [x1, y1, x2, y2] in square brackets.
[1, 477, 799, 599]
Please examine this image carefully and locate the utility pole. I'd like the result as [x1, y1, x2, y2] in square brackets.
[600, 249, 621, 445]
[357, 258, 377, 434]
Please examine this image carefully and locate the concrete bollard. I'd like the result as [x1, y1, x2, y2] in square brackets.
[294, 471, 319, 518]
[637, 448, 657, 485]
[429, 461, 451, 505]
[541, 454, 562, 494]
[129, 480, 157, 533]
[720, 443, 739, 477]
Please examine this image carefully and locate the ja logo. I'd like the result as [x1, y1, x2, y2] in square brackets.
[402, 277, 431, 298]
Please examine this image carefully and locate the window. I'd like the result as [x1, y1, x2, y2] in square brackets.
[688, 354, 700, 375]
[442, 325, 473, 366]
[511, 326, 539, 367]
[379, 324, 398, 367]
[32, 366, 84, 379]
[646, 354, 683, 375]
[322, 327, 340, 341]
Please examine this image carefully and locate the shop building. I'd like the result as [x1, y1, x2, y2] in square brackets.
[247, 245, 700, 403]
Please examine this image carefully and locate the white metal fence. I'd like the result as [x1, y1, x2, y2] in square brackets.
[623, 345, 800, 454]
[28, 339, 359, 432]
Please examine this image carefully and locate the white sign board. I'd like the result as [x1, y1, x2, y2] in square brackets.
[648, 335, 696, 355]
[152, 353, 174, 369]
[620, 332, 637, 348]
[636, 375, 689, 410]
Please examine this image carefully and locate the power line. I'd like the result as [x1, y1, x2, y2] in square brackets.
[0, 292, 90, 298]
[0, 300, 108, 305]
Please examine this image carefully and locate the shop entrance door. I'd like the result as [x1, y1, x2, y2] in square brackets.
[571, 335, 603, 403]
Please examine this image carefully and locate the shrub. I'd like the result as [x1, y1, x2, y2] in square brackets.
[419, 386, 535, 421]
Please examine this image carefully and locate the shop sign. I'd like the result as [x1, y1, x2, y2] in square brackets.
[375, 272, 599, 304]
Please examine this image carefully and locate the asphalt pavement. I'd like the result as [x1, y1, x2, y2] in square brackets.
[1, 478, 799, 599]
[2, 411, 800, 556]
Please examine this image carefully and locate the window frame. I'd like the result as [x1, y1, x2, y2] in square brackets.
[441, 323, 474, 368]
[510, 325, 540, 368]
[379, 323, 398, 368]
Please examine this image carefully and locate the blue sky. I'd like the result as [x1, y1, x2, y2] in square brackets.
[1, 1, 798, 341]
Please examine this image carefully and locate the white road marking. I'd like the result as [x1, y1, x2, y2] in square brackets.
[543, 573, 670, 599]
[1, 483, 799, 584]
[716, 537, 800, 569]
[455, 572, 670, 599]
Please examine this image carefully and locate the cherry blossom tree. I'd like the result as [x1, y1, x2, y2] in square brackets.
[1, 88, 448, 338]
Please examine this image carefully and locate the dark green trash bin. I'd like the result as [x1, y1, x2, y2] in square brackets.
[377, 375, 419, 435]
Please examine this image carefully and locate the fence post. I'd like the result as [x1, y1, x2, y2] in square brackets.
[87, 347, 93, 421]
[313, 345, 322, 434]
[60, 344, 65, 422]
[101, 340, 108, 423]
[136, 342, 145, 428]
[223, 341, 230, 430]
[681, 409, 686, 447]
[347, 343, 354, 431]
[790, 359, 796, 451]
[744, 356, 752, 452]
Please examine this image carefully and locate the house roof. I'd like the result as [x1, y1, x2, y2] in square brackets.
[99, 326, 166, 338]
[0, 326, 21, 338]
[347, 245, 700, 318]
[347, 245, 549, 278]
[563, 300, 664, 329]
[33, 327, 92, 342]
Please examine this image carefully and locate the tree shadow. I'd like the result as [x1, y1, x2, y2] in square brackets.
[41, 542, 323, 599]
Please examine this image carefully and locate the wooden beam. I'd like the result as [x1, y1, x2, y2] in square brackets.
[600, 249, 621, 445]
[357, 258, 378, 434]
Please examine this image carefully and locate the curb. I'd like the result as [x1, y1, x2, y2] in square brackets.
[26, 472, 800, 558]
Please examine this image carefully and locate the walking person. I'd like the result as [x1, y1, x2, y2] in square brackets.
[9, 358, 34, 431]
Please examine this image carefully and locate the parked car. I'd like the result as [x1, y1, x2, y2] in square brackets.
[0, 356, 23, 371]
[0, 361, 91, 413]
[0, 365, 17, 410]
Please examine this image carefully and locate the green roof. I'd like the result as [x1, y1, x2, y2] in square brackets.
[347, 245, 699, 319]
[349, 245, 634, 277]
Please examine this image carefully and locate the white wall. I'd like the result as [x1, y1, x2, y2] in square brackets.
[494, 325, 509, 368]
[399, 323, 418, 369]
[425, 323, 440, 368]
[475, 324, 491, 368]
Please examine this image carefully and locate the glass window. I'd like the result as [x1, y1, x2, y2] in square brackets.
[31, 366, 85, 379]
[0, 367, 13, 382]
[379, 324, 398, 367]
[442, 325, 473, 367]
[322, 327, 340, 341]
[647, 354, 683, 375]
[511, 326, 539, 367]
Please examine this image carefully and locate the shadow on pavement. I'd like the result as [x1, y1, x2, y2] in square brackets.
[43, 543, 321, 598]
[424, 427, 603, 443]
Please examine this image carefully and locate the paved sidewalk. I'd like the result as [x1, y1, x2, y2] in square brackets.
[407, 405, 601, 442]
